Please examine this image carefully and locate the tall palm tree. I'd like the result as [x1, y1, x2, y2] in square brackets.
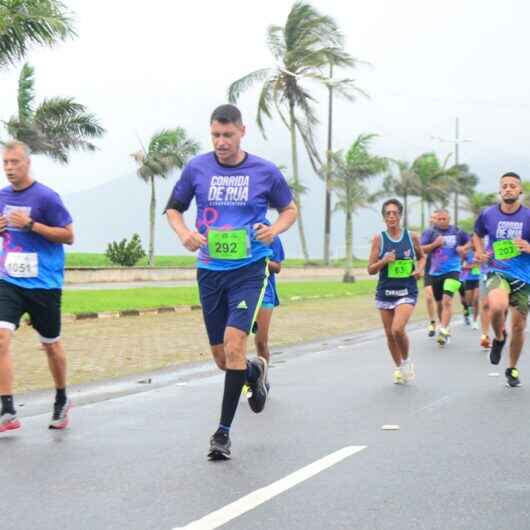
[446, 163, 478, 224]
[523, 181, 530, 208]
[132, 128, 200, 266]
[4, 63, 105, 163]
[323, 59, 367, 265]
[0, 0, 75, 68]
[411, 152, 452, 231]
[461, 191, 497, 217]
[228, 1, 346, 262]
[382, 160, 420, 229]
[331, 134, 388, 282]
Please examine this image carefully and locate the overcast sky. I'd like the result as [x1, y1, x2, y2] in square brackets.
[0, 0, 529, 243]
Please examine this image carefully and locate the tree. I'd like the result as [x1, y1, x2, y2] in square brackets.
[331, 134, 388, 282]
[522, 181, 530, 208]
[4, 63, 105, 163]
[228, 1, 347, 262]
[461, 191, 497, 217]
[382, 160, 420, 229]
[132, 128, 200, 266]
[106, 234, 146, 267]
[0, 0, 75, 68]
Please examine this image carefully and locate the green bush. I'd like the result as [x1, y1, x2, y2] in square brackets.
[105, 234, 146, 267]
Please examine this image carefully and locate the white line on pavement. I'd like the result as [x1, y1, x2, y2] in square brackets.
[173, 445, 367, 530]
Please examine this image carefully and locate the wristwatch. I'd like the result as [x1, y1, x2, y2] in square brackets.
[24, 219, 34, 232]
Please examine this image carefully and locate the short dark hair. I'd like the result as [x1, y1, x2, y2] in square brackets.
[210, 104, 242, 125]
[501, 171, 521, 181]
[381, 198, 403, 216]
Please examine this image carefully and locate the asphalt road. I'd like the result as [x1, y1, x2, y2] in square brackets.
[2, 320, 530, 530]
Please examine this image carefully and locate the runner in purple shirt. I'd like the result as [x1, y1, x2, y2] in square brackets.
[166, 104, 297, 460]
[473, 171, 530, 387]
[0, 141, 74, 434]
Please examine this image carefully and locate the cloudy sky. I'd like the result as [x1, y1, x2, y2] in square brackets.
[0, 0, 529, 256]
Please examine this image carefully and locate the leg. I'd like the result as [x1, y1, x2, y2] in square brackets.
[471, 288, 480, 322]
[488, 288, 509, 341]
[0, 329, 14, 397]
[379, 309, 402, 367]
[508, 307, 527, 369]
[211, 344, 226, 370]
[254, 307, 273, 364]
[440, 294, 454, 329]
[425, 285, 435, 322]
[391, 304, 415, 360]
[42, 339, 67, 390]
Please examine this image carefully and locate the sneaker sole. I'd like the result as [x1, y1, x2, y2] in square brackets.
[208, 449, 231, 461]
[0, 420, 21, 433]
[49, 402, 72, 430]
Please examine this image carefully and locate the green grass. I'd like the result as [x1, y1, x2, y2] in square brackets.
[62, 280, 376, 314]
[65, 252, 367, 269]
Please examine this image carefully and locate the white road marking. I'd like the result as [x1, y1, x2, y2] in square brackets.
[173, 445, 366, 530]
[381, 425, 400, 430]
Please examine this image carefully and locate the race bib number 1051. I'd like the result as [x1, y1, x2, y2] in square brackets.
[4, 252, 39, 278]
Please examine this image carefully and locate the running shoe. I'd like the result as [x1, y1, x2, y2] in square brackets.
[402, 360, 415, 382]
[393, 369, 405, 385]
[241, 384, 250, 397]
[437, 328, 450, 346]
[247, 357, 268, 413]
[480, 334, 491, 351]
[427, 322, 436, 337]
[505, 368, 521, 388]
[463, 313, 471, 326]
[490, 332, 507, 365]
[0, 412, 20, 433]
[49, 398, 71, 430]
[471, 319, 479, 330]
[208, 429, 231, 460]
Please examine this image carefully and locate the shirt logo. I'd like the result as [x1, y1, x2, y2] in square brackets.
[208, 175, 250, 205]
[237, 300, 248, 310]
[496, 221, 523, 240]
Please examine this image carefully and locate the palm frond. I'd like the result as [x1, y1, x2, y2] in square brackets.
[17, 62, 35, 123]
[227, 67, 272, 103]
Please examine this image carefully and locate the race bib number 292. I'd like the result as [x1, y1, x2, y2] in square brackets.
[4, 252, 39, 278]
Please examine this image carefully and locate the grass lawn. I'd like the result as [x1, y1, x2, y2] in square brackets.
[65, 252, 367, 269]
[62, 280, 377, 314]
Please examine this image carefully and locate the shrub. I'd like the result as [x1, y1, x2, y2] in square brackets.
[105, 233, 146, 267]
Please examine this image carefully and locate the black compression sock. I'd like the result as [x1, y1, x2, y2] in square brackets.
[219, 370, 246, 429]
[1, 395, 15, 415]
[55, 388, 67, 405]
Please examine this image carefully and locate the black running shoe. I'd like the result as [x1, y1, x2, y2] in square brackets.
[490, 332, 507, 365]
[247, 357, 268, 413]
[505, 368, 521, 388]
[208, 430, 231, 460]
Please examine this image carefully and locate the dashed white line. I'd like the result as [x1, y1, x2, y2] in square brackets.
[173, 445, 367, 530]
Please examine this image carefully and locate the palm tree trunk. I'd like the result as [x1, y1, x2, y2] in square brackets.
[343, 182, 355, 283]
[404, 190, 408, 229]
[289, 103, 310, 262]
[454, 191, 459, 225]
[323, 63, 333, 265]
[420, 195, 425, 232]
[149, 175, 156, 266]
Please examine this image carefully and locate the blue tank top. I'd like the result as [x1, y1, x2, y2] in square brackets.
[376, 229, 418, 301]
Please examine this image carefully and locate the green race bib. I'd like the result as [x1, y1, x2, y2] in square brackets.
[208, 228, 250, 260]
[471, 266, 480, 275]
[388, 259, 414, 279]
[493, 239, 520, 260]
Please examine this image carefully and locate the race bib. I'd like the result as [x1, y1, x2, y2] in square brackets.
[4, 252, 38, 278]
[492, 240, 520, 260]
[388, 259, 413, 279]
[208, 229, 250, 260]
[471, 266, 480, 275]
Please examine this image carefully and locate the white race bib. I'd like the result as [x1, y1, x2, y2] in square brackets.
[4, 252, 39, 278]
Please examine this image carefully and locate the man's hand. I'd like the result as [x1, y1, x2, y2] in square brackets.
[254, 223, 276, 245]
[474, 249, 490, 263]
[7, 210, 31, 230]
[382, 250, 396, 264]
[0, 215, 7, 233]
[433, 235, 444, 248]
[412, 265, 424, 279]
[514, 238, 530, 253]
[181, 230, 207, 252]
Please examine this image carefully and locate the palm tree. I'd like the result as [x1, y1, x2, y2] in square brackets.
[0, 0, 75, 68]
[411, 152, 452, 231]
[331, 134, 388, 282]
[462, 191, 497, 217]
[228, 1, 347, 262]
[521, 181, 530, 208]
[132, 128, 200, 266]
[4, 63, 105, 163]
[446, 163, 478, 224]
[382, 160, 420, 229]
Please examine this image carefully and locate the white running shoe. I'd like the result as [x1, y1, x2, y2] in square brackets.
[402, 360, 415, 381]
[471, 319, 479, 330]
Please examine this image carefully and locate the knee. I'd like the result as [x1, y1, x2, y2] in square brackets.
[42, 341, 61, 357]
[391, 325, 406, 340]
[224, 336, 246, 363]
[511, 319, 526, 336]
[0, 332, 11, 355]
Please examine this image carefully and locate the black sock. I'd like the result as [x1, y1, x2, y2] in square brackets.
[55, 388, 67, 405]
[246, 360, 260, 383]
[219, 369, 246, 431]
[1, 395, 15, 415]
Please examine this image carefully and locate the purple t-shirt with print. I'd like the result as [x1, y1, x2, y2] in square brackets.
[421, 225, 469, 276]
[167, 152, 293, 271]
[474, 204, 530, 283]
[0, 181, 72, 289]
